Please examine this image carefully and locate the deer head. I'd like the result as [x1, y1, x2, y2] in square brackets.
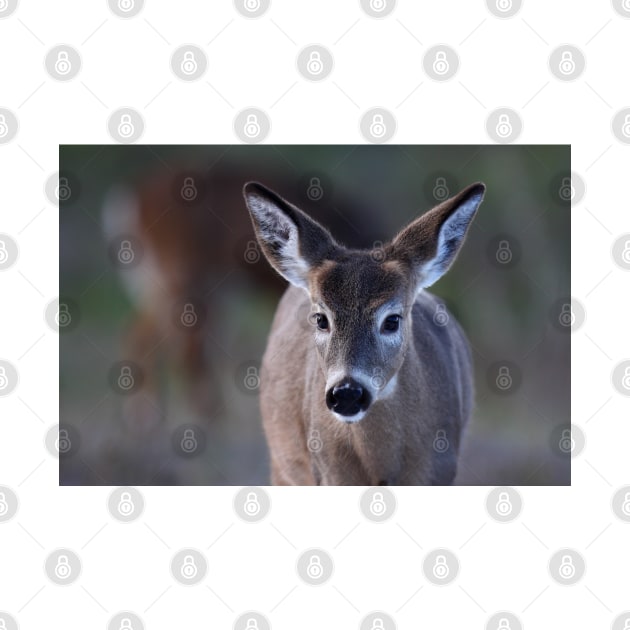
[244, 181, 485, 423]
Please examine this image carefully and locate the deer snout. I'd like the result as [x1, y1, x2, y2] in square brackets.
[326, 377, 372, 419]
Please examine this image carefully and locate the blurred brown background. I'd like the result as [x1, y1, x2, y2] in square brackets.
[59, 145, 570, 485]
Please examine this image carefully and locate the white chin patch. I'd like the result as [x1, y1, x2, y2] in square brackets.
[332, 410, 366, 424]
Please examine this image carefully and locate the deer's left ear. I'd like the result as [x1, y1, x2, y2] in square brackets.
[243, 182, 338, 291]
[388, 182, 485, 289]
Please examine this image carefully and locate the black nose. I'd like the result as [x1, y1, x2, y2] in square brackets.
[326, 378, 371, 417]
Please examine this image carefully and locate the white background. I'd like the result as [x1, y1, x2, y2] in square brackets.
[1, 0, 629, 628]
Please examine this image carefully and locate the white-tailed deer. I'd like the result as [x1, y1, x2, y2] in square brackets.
[244, 181, 486, 485]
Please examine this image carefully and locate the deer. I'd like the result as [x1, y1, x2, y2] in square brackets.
[243, 181, 486, 485]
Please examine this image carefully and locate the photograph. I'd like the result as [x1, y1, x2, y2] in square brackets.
[2, 1, 627, 627]
[59, 144, 570, 486]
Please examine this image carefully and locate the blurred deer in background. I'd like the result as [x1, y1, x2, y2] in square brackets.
[102, 163, 386, 437]
[244, 181, 485, 485]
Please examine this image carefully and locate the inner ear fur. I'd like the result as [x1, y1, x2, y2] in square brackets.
[386, 182, 485, 285]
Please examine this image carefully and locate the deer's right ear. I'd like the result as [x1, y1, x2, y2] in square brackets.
[389, 182, 485, 291]
[243, 182, 337, 290]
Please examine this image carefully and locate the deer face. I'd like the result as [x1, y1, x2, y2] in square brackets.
[307, 255, 413, 421]
[244, 180, 484, 423]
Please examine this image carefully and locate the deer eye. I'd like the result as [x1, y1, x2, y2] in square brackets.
[382, 314, 401, 333]
[315, 313, 329, 331]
